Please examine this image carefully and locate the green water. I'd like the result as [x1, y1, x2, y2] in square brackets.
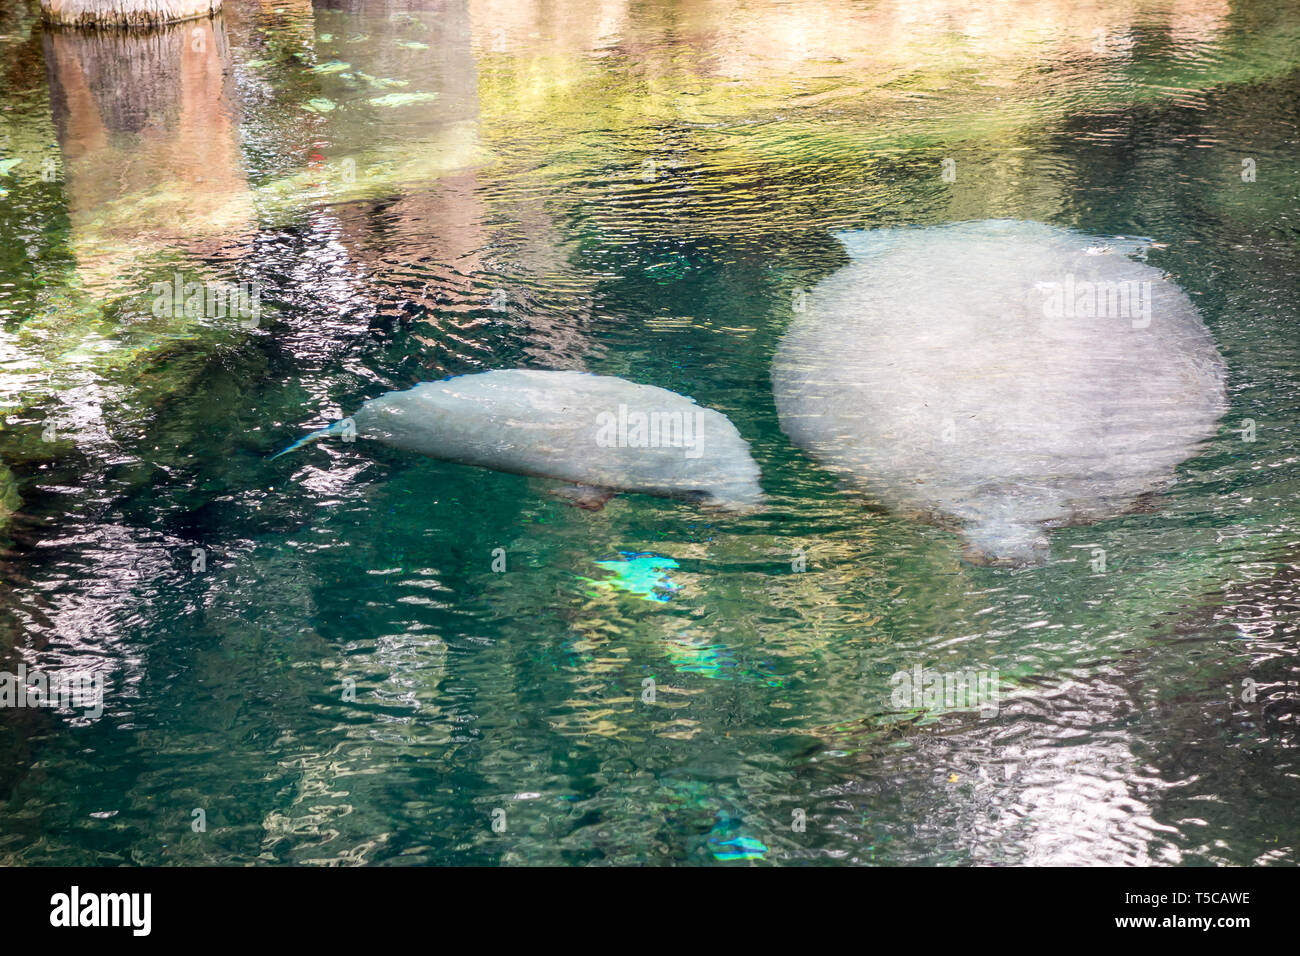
[0, 0, 1298, 865]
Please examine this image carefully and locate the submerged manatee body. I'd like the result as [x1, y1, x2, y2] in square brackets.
[276, 369, 764, 510]
[772, 220, 1228, 564]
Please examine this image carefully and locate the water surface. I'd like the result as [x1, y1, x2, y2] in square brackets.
[0, 0, 1298, 865]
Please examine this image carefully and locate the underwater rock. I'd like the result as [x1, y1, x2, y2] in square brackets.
[772, 219, 1228, 565]
[276, 369, 764, 510]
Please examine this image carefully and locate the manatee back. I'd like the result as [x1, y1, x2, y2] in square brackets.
[354, 369, 763, 508]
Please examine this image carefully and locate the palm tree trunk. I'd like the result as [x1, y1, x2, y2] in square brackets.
[41, 0, 221, 29]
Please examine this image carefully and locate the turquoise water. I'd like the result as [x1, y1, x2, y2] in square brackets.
[0, 0, 1298, 864]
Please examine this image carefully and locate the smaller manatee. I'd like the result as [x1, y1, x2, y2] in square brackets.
[274, 368, 764, 511]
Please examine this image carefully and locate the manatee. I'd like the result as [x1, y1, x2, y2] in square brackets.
[772, 219, 1228, 565]
[274, 368, 764, 510]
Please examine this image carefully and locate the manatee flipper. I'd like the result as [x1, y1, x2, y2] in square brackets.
[832, 227, 913, 261]
[550, 483, 615, 511]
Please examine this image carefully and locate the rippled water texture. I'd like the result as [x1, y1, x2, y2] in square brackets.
[0, 0, 1298, 865]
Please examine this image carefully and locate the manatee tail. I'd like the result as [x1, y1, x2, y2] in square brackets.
[269, 418, 353, 460]
[962, 516, 1051, 567]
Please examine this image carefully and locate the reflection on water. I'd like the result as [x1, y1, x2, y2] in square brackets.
[0, 0, 1297, 864]
[45, 17, 254, 283]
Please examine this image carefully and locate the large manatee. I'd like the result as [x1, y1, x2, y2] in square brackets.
[275, 368, 764, 510]
[772, 219, 1227, 564]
